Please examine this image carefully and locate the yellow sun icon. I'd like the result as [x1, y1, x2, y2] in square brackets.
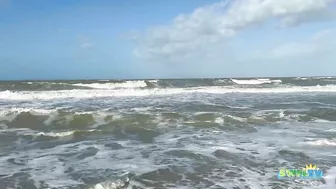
[303, 164, 319, 171]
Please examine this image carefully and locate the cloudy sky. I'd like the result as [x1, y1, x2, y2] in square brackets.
[0, 0, 335, 80]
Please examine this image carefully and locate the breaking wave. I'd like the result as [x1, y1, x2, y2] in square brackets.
[36, 130, 97, 138]
[71, 80, 148, 89]
[305, 139, 336, 146]
[0, 80, 155, 91]
[3, 77, 336, 92]
[231, 78, 282, 85]
[1, 107, 336, 134]
[2, 85, 336, 101]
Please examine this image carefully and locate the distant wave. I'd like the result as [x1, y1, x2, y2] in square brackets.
[71, 80, 148, 89]
[231, 78, 282, 85]
[294, 77, 308, 80]
[3, 78, 336, 92]
[316, 76, 335, 79]
[2, 85, 336, 101]
[0, 80, 157, 91]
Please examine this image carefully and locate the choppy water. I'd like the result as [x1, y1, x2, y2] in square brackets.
[0, 77, 336, 189]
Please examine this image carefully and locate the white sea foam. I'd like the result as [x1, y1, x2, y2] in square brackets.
[325, 128, 336, 132]
[0, 108, 55, 115]
[36, 130, 97, 137]
[0, 140, 157, 188]
[305, 139, 336, 146]
[316, 76, 335, 79]
[71, 80, 147, 89]
[0, 128, 97, 138]
[2, 85, 336, 101]
[314, 119, 331, 123]
[28, 156, 83, 188]
[0, 108, 56, 122]
[215, 117, 224, 125]
[294, 77, 309, 80]
[231, 78, 282, 85]
[225, 114, 246, 122]
[226, 105, 251, 109]
[92, 178, 129, 189]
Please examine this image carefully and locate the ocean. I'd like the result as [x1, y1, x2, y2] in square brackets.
[0, 77, 335, 189]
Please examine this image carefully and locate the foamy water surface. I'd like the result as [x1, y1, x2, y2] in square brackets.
[0, 77, 335, 189]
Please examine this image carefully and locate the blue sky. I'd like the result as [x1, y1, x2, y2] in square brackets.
[0, 0, 336, 80]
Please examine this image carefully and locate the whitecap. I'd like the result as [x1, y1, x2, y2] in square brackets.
[3, 85, 336, 101]
[231, 78, 282, 85]
[305, 139, 336, 146]
[36, 130, 96, 137]
[71, 81, 147, 89]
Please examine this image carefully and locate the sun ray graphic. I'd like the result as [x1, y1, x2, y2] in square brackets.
[303, 164, 318, 172]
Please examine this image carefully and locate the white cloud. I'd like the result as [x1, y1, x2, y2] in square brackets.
[250, 28, 336, 60]
[134, 0, 336, 64]
[223, 0, 335, 29]
[136, 28, 336, 78]
[270, 43, 318, 58]
[279, 9, 336, 27]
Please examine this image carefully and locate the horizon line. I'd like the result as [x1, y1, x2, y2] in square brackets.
[0, 75, 335, 82]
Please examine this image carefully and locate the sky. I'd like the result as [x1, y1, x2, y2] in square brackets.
[0, 0, 336, 80]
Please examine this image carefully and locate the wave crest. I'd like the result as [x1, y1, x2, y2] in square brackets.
[231, 78, 282, 85]
[71, 80, 148, 89]
[2, 85, 336, 101]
